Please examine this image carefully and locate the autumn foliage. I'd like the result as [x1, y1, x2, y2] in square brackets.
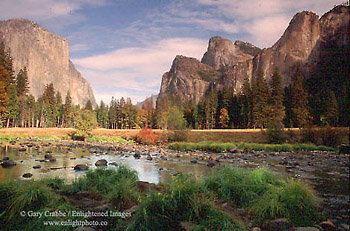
[136, 127, 159, 145]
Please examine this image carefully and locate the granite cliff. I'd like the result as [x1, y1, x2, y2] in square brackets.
[157, 5, 349, 105]
[0, 19, 97, 107]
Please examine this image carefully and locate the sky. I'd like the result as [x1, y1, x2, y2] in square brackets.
[0, 0, 341, 105]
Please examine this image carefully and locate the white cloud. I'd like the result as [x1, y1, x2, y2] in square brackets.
[195, 0, 341, 47]
[70, 43, 89, 52]
[73, 37, 208, 104]
[0, 0, 107, 29]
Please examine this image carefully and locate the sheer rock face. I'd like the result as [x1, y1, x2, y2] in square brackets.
[201, 36, 254, 70]
[251, 11, 321, 86]
[158, 55, 220, 104]
[0, 19, 97, 107]
[157, 5, 349, 104]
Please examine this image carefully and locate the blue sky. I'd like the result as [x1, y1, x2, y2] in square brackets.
[0, 0, 340, 105]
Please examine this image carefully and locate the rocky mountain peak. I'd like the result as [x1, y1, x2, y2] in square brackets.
[320, 5, 349, 46]
[201, 36, 253, 70]
[234, 40, 261, 57]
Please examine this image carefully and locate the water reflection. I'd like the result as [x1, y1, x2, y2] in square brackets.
[0, 145, 213, 184]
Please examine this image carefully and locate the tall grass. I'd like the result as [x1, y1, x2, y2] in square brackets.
[128, 174, 246, 231]
[204, 167, 283, 206]
[203, 166, 319, 226]
[66, 165, 138, 194]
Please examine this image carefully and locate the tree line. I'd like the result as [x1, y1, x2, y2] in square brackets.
[1, 41, 348, 130]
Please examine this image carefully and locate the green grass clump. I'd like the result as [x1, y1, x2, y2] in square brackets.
[128, 174, 246, 231]
[41, 177, 65, 190]
[251, 179, 319, 226]
[5, 181, 57, 220]
[203, 166, 319, 227]
[204, 167, 283, 206]
[168, 141, 237, 152]
[169, 141, 336, 153]
[67, 165, 138, 194]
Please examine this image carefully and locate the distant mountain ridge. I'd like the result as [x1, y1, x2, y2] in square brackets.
[157, 5, 349, 104]
[0, 19, 97, 107]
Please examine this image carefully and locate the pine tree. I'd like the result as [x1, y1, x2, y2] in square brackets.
[16, 67, 29, 96]
[323, 91, 338, 126]
[252, 70, 270, 129]
[0, 66, 10, 114]
[5, 84, 18, 127]
[97, 100, 109, 128]
[85, 100, 93, 111]
[269, 68, 285, 126]
[0, 42, 15, 83]
[63, 90, 73, 127]
[291, 68, 311, 128]
[241, 76, 253, 128]
[219, 108, 229, 128]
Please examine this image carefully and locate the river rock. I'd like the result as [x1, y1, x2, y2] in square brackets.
[2, 157, 9, 161]
[206, 161, 215, 167]
[49, 157, 56, 162]
[9, 141, 16, 145]
[74, 164, 89, 171]
[264, 218, 290, 231]
[109, 162, 118, 166]
[33, 165, 41, 169]
[95, 159, 107, 166]
[320, 220, 336, 231]
[160, 155, 168, 160]
[288, 228, 320, 231]
[18, 147, 27, 152]
[1, 160, 16, 167]
[22, 173, 33, 178]
[190, 159, 198, 164]
[133, 153, 141, 159]
[44, 154, 53, 159]
[146, 156, 153, 161]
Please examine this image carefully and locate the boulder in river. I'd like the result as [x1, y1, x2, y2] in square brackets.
[146, 155, 153, 161]
[206, 161, 215, 168]
[2, 157, 9, 161]
[18, 147, 27, 152]
[44, 154, 53, 159]
[74, 164, 89, 171]
[133, 153, 141, 159]
[33, 165, 41, 169]
[22, 173, 33, 178]
[1, 160, 16, 168]
[95, 159, 108, 166]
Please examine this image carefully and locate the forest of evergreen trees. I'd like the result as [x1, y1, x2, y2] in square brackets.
[0, 42, 348, 130]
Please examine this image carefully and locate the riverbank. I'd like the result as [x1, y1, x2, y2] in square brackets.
[0, 130, 349, 230]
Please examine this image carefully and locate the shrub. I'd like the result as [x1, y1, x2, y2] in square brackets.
[301, 127, 344, 147]
[135, 127, 159, 145]
[265, 120, 287, 144]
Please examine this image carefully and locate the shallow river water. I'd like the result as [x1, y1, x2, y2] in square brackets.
[0, 140, 349, 226]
